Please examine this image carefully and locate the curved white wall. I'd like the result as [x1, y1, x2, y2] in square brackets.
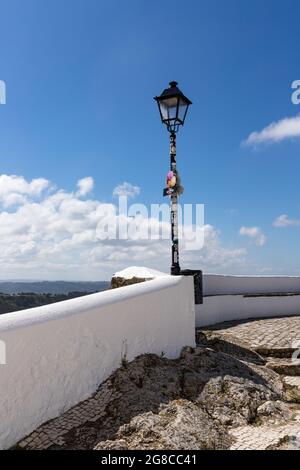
[0, 275, 195, 449]
[196, 274, 300, 327]
[203, 274, 300, 296]
[196, 294, 300, 327]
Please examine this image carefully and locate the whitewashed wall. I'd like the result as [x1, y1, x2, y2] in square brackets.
[196, 294, 300, 327]
[203, 274, 300, 296]
[197, 274, 300, 327]
[0, 275, 195, 449]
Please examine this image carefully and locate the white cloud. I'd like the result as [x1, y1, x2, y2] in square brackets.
[0, 174, 247, 280]
[244, 115, 300, 145]
[76, 177, 94, 196]
[182, 224, 246, 271]
[273, 214, 300, 227]
[0, 174, 49, 207]
[113, 182, 140, 199]
[239, 226, 267, 246]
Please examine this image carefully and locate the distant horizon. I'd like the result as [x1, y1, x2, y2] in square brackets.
[2, 271, 300, 284]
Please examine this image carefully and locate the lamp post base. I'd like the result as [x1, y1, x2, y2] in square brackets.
[171, 265, 181, 276]
[180, 269, 203, 304]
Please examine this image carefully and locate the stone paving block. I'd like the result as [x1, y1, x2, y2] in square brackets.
[203, 316, 300, 355]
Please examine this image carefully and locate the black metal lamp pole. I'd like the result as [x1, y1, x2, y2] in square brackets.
[154, 81, 192, 275]
[169, 131, 180, 275]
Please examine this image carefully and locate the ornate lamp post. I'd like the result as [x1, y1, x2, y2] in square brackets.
[154, 81, 192, 275]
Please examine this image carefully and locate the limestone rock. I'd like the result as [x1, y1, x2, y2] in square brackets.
[257, 400, 293, 422]
[111, 276, 147, 289]
[92, 346, 282, 450]
[111, 266, 168, 289]
[95, 400, 230, 450]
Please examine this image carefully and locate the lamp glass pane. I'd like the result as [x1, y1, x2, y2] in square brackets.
[178, 97, 189, 123]
[159, 101, 169, 121]
[164, 96, 179, 121]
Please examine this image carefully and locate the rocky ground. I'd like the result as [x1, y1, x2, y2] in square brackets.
[16, 316, 300, 451]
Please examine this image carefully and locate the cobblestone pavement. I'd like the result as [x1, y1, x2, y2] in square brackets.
[284, 376, 300, 388]
[17, 379, 118, 450]
[203, 315, 300, 352]
[204, 316, 300, 450]
[230, 411, 300, 450]
[17, 316, 300, 451]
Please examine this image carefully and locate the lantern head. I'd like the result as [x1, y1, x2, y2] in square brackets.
[154, 81, 192, 133]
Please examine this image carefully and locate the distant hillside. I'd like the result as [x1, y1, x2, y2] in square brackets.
[0, 281, 110, 295]
[0, 291, 105, 315]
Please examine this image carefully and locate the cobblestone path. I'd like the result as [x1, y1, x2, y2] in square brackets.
[17, 316, 300, 450]
[202, 316, 300, 450]
[203, 315, 300, 353]
[230, 412, 300, 450]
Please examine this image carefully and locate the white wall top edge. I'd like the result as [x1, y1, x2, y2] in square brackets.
[0, 275, 183, 333]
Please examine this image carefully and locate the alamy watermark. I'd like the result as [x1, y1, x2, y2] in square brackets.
[95, 196, 205, 250]
[0, 340, 6, 365]
[291, 80, 300, 105]
[292, 339, 300, 363]
[0, 80, 6, 105]
[291, 337, 300, 450]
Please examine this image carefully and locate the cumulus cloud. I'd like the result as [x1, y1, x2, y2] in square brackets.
[113, 182, 140, 199]
[182, 224, 246, 271]
[0, 174, 49, 207]
[76, 177, 94, 196]
[239, 226, 267, 246]
[244, 115, 300, 146]
[0, 174, 248, 280]
[273, 214, 300, 227]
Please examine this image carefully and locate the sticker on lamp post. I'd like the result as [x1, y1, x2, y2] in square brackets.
[163, 170, 184, 197]
[163, 187, 176, 196]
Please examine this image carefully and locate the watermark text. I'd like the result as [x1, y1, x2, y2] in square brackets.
[0, 80, 6, 105]
[291, 80, 300, 105]
[96, 196, 205, 250]
[0, 340, 6, 365]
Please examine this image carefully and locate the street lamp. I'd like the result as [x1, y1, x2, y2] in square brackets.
[154, 81, 192, 275]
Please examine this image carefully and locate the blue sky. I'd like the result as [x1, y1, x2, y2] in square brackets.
[1, 0, 300, 280]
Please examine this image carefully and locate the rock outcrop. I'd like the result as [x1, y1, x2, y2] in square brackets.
[16, 332, 294, 451]
[16, 318, 300, 451]
[111, 266, 168, 289]
[92, 344, 282, 450]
